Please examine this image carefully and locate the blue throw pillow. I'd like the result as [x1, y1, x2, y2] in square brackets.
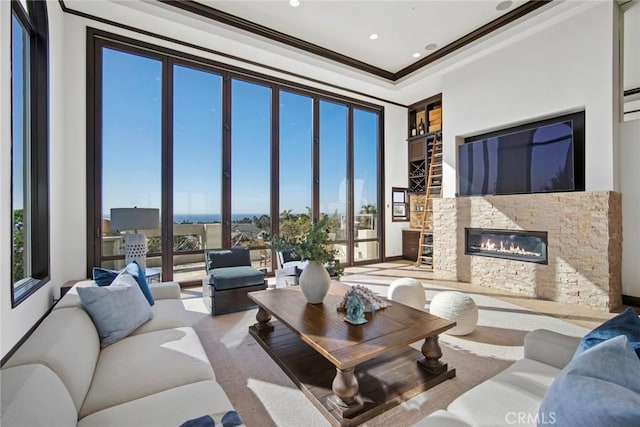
[179, 415, 215, 427]
[220, 411, 243, 427]
[123, 260, 155, 306]
[92, 267, 118, 287]
[538, 335, 640, 427]
[574, 307, 640, 359]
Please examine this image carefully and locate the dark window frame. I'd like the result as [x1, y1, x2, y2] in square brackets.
[87, 28, 384, 282]
[10, 0, 50, 307]
[391, 187, 410, 222]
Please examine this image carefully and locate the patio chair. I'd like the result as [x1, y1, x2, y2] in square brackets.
[274, 250, 307, 287]
[202, 248, 267, 315]
[274, 250, 340, 287]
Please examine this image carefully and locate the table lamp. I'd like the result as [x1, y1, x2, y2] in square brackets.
[110, 207, 159, 270]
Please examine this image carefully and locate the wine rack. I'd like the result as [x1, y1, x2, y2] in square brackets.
[407, 94, 442, 195]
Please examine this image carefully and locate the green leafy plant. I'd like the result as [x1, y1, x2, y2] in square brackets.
[12, 209, 25, 282]
[270, 215, 344, 277]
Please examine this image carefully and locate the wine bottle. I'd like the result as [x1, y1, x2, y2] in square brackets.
[411, 123, 417, 137]
[418, 119, 425, 135]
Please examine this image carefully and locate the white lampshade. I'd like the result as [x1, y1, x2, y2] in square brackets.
[110, 208, 159, 231]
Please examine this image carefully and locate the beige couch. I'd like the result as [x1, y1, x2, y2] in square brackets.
[1, 280, 238, 427]
[414, 329, 582, 427]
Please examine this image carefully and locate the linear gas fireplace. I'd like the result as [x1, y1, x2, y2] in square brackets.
[465, 228, 548, 264]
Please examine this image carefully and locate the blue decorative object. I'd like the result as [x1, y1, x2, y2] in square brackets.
[344, 294, 367, 325]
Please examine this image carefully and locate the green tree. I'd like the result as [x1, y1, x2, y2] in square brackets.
[12, 209, 25, 281]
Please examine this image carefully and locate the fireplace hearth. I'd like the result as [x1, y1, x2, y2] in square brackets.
[465, 228, 548, 264]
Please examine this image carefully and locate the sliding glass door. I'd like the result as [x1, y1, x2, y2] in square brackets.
[172, 65, 223, 282]
[231, 79, 272, 271]
[101, 48, 163, 272]
[319, 101, 348, 263]
[89, 34, 383, 283]
[353, 108, 380, 262]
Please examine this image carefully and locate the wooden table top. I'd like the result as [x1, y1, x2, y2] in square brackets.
[248, 281, 455, 370]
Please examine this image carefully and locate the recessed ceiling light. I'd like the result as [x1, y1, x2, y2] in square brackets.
[412, 52, 421, 58]
[289, 0, 300, 7]
[369, 33, 379, 40]
[496, 1, 513, 11]
[424, 43, 438, 51]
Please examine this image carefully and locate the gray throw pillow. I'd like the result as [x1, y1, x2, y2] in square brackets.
[537, 335, 640, 427]
[77, 275, 153, 347]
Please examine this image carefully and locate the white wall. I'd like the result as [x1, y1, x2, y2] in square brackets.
[383, 107, 409, 257]
[621, 118, 640, 297]
[0, 0, 66, 360]
[620, 0, 640, 298]
[442, 1, 617, 197]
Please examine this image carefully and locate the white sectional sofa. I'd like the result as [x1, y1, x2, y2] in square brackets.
[415, 329, 582, 427]
[1, 280, 239, 427]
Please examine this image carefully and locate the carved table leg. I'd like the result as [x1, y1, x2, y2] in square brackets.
[327, 367, 364, 417]
[254, 306, 274, 332]
[417, 335, 447, 375]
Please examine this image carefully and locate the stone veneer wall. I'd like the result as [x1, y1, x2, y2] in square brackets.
[433, 192, 622, 310]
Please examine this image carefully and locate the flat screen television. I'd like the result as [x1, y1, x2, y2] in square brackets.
[457, 111, 585, 196]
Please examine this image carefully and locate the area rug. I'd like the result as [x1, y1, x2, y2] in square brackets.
[183, 274, 588, 427]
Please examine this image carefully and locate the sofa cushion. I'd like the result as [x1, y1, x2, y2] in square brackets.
[538, 335, 640, 427]
[447, 358, 560, 427]
[0, 364, 77, 427]
[79, 326, 215, 418]
[77, 380, 236, 427]
[77, 276, 154, 347]
[574, 307, 640, 358]
[128, 299, 193, 336]
[523, 329, 582, 370]
[210, 266, 265, 290]
[55, 280, 181, 311]
[3, 307, 100, 411]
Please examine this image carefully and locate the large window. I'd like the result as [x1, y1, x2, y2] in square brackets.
[10, 0, 49, 306]
[353, 108, 380, 262]
[319, 101, 348, 263]
[100, 48, 162, 271]
[278, 90, 313, 248]
[231, 79, 272, 270]
[172, 65, 223, 280]
[88, 32, 383, 283]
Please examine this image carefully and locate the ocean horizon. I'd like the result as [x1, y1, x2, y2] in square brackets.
[103, 213, 269, 224]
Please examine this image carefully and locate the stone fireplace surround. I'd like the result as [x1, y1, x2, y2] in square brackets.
[433, 191, 622, 310]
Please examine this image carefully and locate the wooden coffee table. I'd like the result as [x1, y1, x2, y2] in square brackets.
[248, 281, 456, 426]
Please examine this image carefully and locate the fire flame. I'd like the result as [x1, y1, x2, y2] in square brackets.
[479, 238, 541, 257]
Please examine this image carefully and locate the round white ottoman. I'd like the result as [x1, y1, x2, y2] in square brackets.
[429, 291, 478, 335]
[388, 278, 426, 310]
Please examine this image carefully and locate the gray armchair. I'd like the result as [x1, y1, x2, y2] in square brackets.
[203, 248, 267, 315]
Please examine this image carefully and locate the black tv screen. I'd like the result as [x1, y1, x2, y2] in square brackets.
[458, 112, 585, 196]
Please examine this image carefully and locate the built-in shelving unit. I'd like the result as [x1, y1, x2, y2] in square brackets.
[407, 94, 442, 195]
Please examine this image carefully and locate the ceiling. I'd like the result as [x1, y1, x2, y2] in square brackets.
[159, 0, 547, 80]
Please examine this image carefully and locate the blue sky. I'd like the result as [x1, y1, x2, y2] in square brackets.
[101, 48, 378, 219]
[11, 14, 26, 211]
